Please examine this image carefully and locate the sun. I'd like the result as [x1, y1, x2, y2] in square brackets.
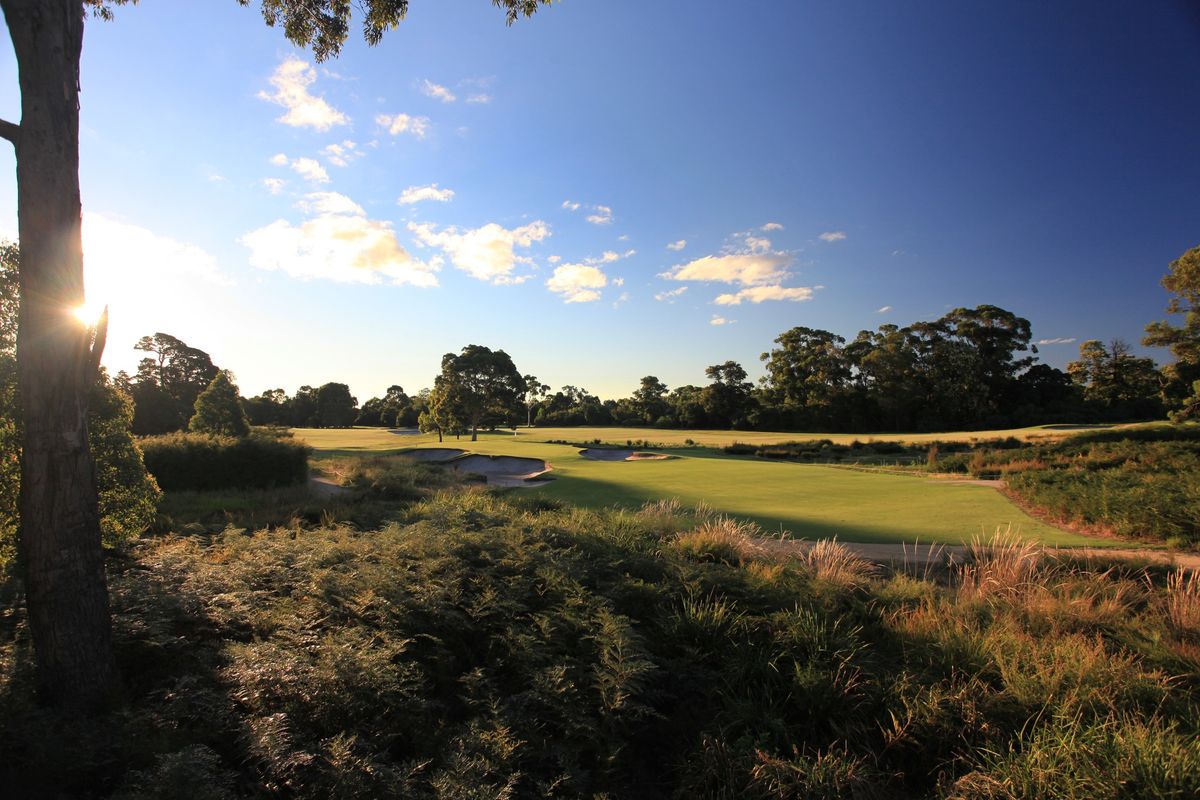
[72, 301, 106, 327]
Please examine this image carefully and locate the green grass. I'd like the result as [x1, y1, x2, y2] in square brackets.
[292, 428, 1122, 546]
[294, 422, 1159, 452]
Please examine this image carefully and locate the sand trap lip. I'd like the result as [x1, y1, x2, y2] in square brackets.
[579, 448, 671, 462]
[451, 454, 552, 487]
[397, 448, 466, 462]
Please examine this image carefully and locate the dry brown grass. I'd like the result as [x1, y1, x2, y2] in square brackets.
[1167, 568, 1200, 636]
[673, 516, 766, 564]
[801, 538, 876, 585]
[958, 527, 1044, 600]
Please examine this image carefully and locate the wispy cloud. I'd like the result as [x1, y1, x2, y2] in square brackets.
[876, 305, 892, 313]
[713, 286, 815, 305]
[408, 220, 550, 284]
[258, 56, 348, 131]
[666, 239, 687, 251]
[661, 253, 792, 286]
[421, 79, 456, 103]
[586, 205, 614, 225]
[1037, 337, 1078, 345]
[561, 200, 581, 211]
[761, 222, 784, 232]
[398, 184, 455, 205]
[376, 113, 431, 139]
[819, 231, 847, 242]
[271, 153, 330, 184]
[547, 263, 608, 303]
[710, 314, 733, 326]
[655, 286, 688, 302]
[242, 194, 439, 287]
[322, 140, 360, 167]
[466, 93, 492, 104]
[262, 177, 285, 195]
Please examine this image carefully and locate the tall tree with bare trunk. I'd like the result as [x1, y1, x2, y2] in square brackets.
[0, 0, 552, 709]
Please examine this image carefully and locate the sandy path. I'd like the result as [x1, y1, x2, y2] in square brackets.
[756, 538, 1200, 570]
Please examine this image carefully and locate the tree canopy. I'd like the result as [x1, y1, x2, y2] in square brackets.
[190, 370, 251, 437]
[433, 345, 525, 441]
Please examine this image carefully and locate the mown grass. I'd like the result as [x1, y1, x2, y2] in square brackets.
[2, 488, 1198, 798]
[295, 430, 1111, 546]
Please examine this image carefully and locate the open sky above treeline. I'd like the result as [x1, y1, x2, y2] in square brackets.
[1, 1, 1198, 401]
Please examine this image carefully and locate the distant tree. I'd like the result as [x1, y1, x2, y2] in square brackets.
[631, 376, 669, 424]
[190, 370, 251, 437]
[133, 332, 219, 427]
[759, 327, 850, 427]
[1067, 339, 1162, 419]
[522, 374, 551, 427]
[290, 385, 319, 427]
[1144, 244, 1200, 420]
[668, 384, 707, 429]
[434, 345, 525, 441]
[243, 388, 289, 427]
[701, 361, 754, 428]
[316, 382, 358, 428]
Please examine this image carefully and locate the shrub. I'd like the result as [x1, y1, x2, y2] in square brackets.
[141, 432, 309, 491]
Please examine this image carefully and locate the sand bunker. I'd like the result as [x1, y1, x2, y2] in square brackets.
[397, 448, 466, 462]
[579, 449, 671, 462]
[451, 454, 551, 487]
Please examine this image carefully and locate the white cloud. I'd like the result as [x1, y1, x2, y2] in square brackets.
[421, 79, 456, 103]
[1037, 337, 1078, 345]
[713, 285, 815, 305]
[876, 305, 892, 313]
[269, 153, 289, 166]
[654, 286, 688, 303]
[466, 93, 492, 104]
[612, 277, 625, 287]
[298, 192, 365, 216]
[661, 253, 792, 286]
[242, 197, 439, 288]
[561, 200, 581, 211]
[408, 220, 550, 284]
[761, 222, 784, 232]
[666, 239, 687, 251]
[398, 184, 455, 205]
[547, 263, 607, 303]
[547, 255, 562, 264]
[710, 314, 731, 326]
[612, 291, 630, 309]
[586, 205, 614, 225]
[322, 140, 360, 167]
[258, 56, 348, 131]
[262, 178, 285, 195]
[376, 113, 431, 139]
[289, 157, 330, 184]
[819, 231, 847, 242]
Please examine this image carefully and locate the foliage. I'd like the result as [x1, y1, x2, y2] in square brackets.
[132, 332, 219, 432]
[947, 426, 1200, 543]
[432, 344, 525, 440]
[1144, 243, 1200, 420]
[315, 382, 358, 428]
[3, 493, 1200, 797]
[189, 370, 250, 438]
[1067, 339, 1163, 419]
[140, 432, 309, 492]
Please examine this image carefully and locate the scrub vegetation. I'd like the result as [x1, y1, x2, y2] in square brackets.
[3, 487, 1199, 798]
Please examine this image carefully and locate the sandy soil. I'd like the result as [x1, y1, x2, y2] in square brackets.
[756, 538, 1200, 570]
[579, 449, 671, 462]
[451, 454, 552, 487]
[308, 475, 350, 499]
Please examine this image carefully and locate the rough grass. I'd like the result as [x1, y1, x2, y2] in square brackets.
[2, 490, 1198, 798]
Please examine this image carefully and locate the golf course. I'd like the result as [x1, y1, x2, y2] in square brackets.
[294, 426, 1123, 546]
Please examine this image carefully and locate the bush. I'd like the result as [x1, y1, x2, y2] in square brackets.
[141, 432, 309, 491]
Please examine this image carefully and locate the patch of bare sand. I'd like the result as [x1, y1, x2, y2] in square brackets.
[579, 449, 671, 461]
[451, 454, 552, 487]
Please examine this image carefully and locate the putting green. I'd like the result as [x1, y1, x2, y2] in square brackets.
[294, 427, 1124, 547]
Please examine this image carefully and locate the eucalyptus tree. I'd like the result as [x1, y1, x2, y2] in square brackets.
[0, 0, 553, 708]
[1144, 244, 1200, 420]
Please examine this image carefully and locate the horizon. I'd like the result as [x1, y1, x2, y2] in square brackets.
[2, 1, 1198, 403]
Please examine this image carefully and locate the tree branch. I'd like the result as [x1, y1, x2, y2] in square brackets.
[0, 117, 18, 146]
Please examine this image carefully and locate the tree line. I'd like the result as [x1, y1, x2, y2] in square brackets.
[113, 244, 1200, 439]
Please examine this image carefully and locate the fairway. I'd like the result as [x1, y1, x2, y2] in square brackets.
[294, 427, 1122, 547]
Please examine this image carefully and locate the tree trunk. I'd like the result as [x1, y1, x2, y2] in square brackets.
[3, 0, 118, 709]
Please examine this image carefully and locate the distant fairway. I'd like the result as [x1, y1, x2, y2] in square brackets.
[294, 427, 1126, 547]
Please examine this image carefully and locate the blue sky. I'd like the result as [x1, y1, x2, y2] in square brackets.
[1, 1, 1198, 402]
